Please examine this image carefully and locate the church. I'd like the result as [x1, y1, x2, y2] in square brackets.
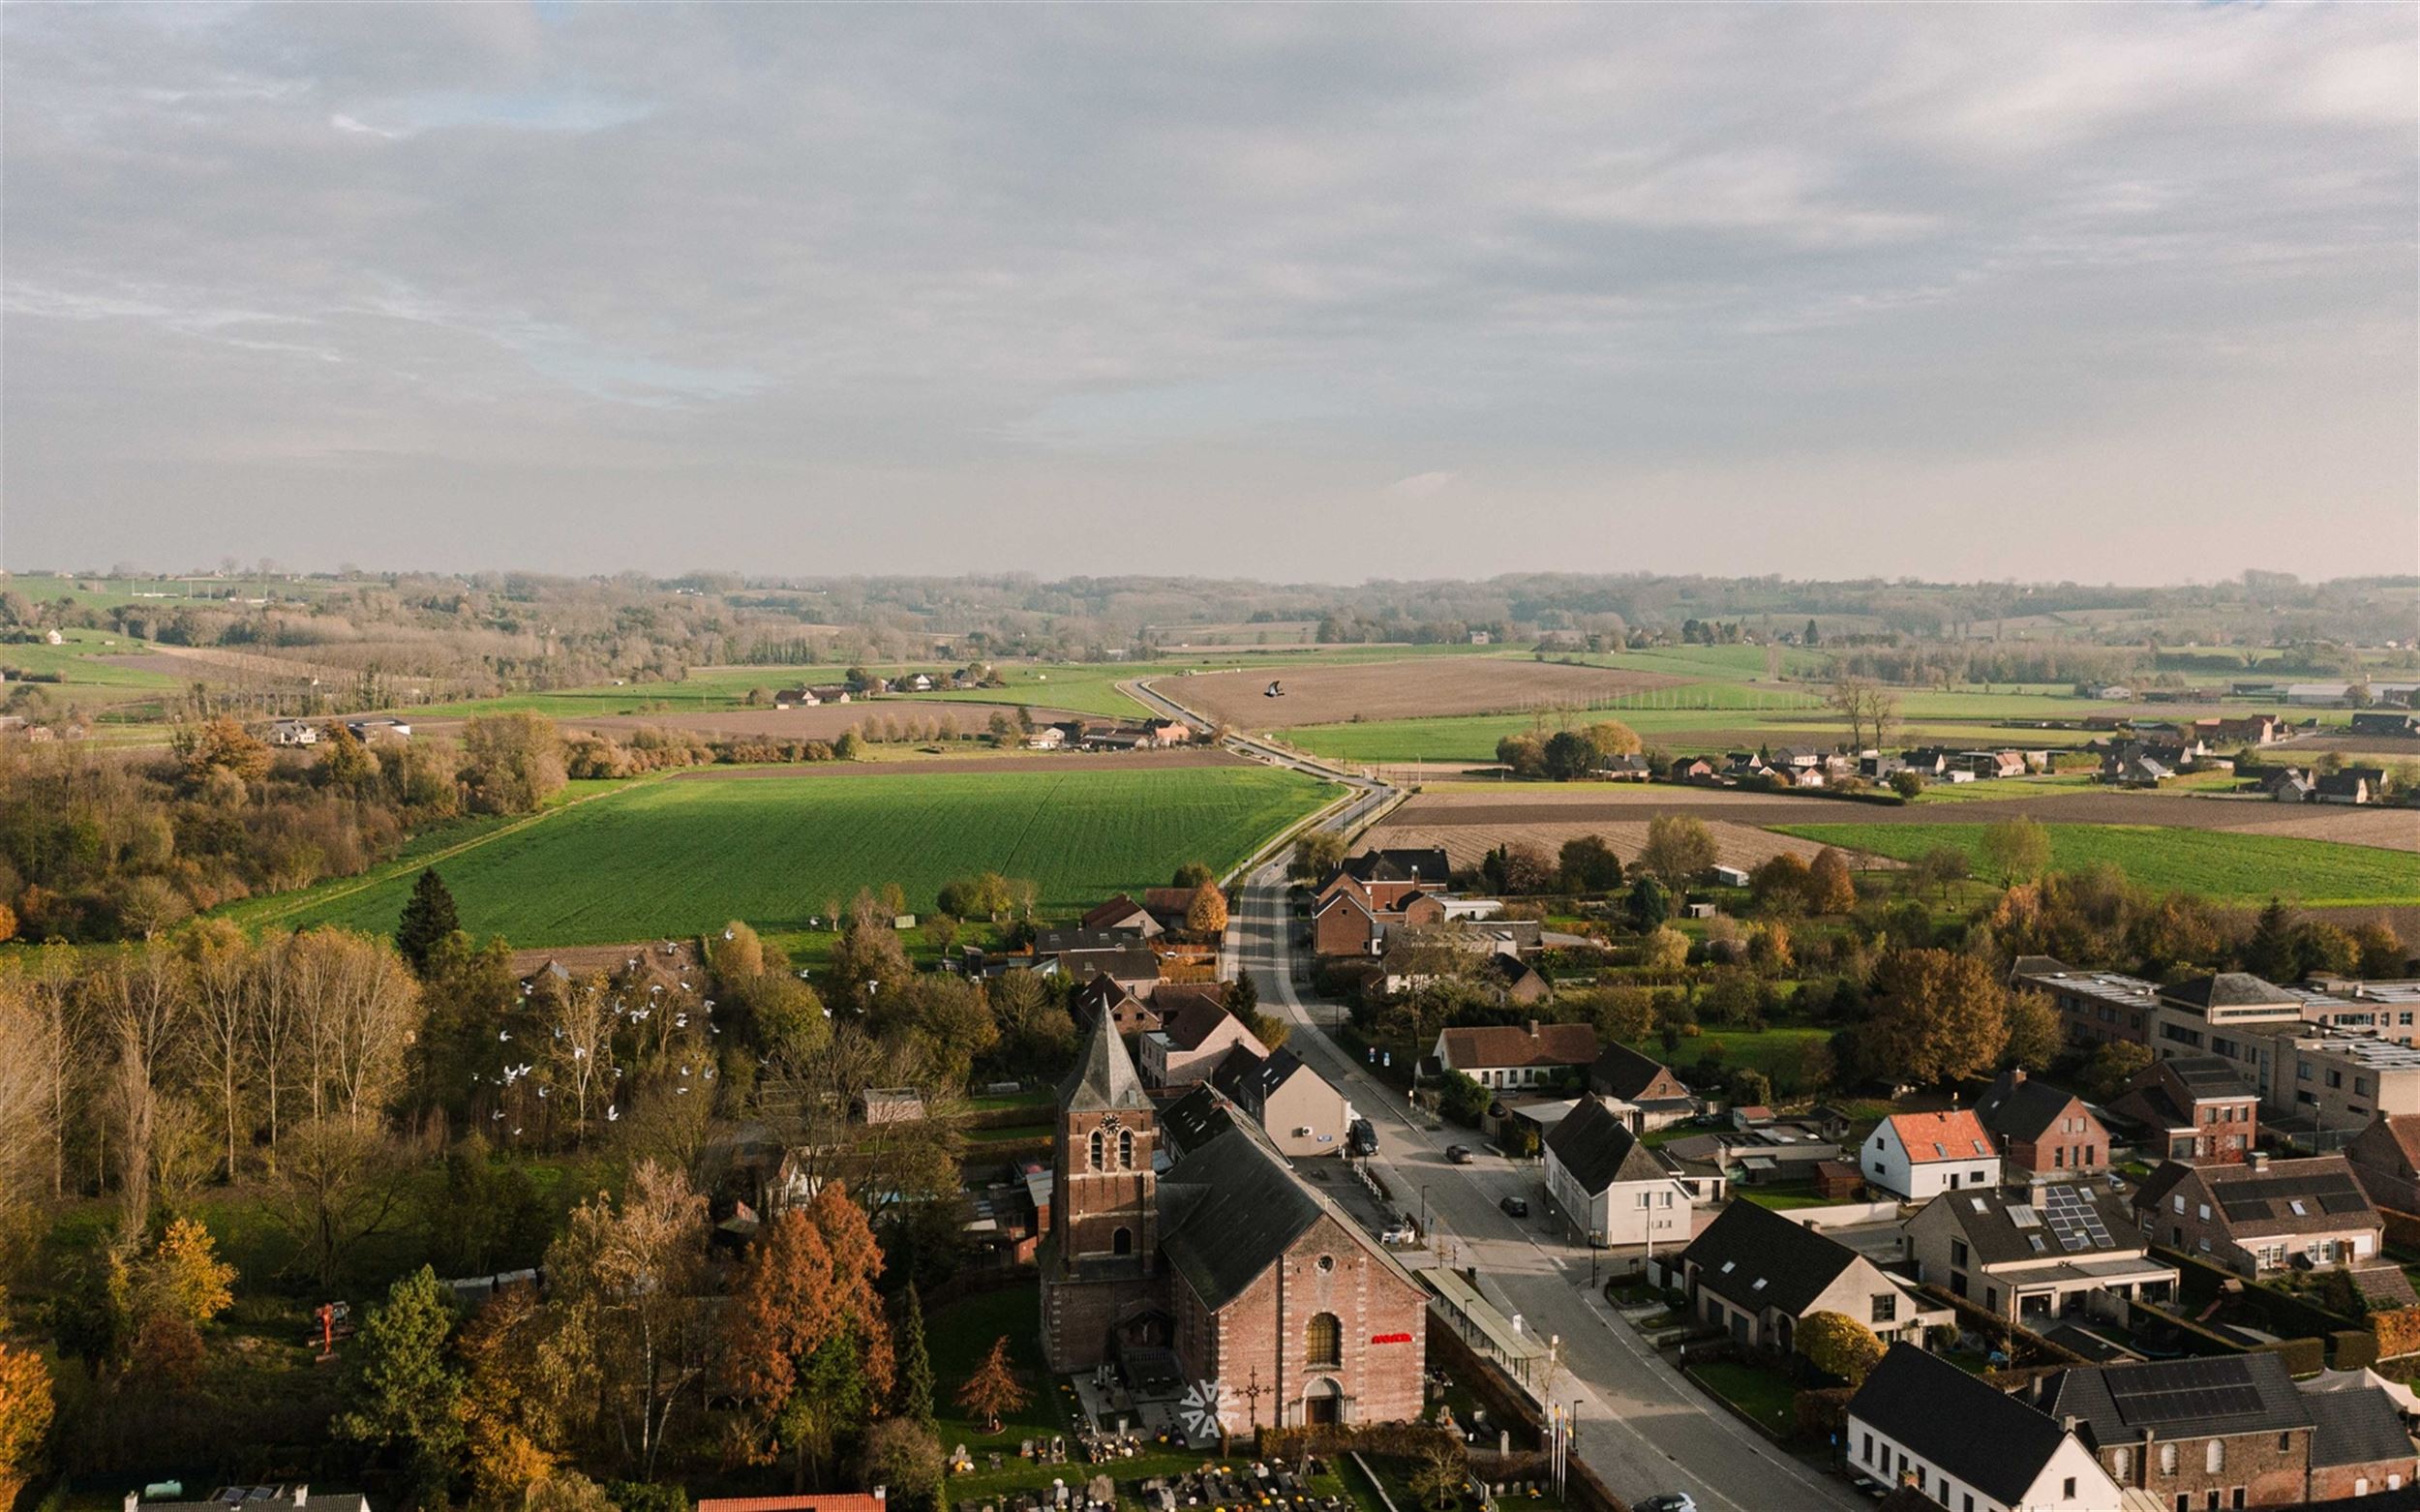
[1041, 1012, 1428, 1435]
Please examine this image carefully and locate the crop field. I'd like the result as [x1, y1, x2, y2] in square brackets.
[409, 699, 1089, 744]
[1157, 656, 1688, 729]
[1774, 822, 2420, 905]
[0, 628, 185, 693]
[232, 765, 1338, 946]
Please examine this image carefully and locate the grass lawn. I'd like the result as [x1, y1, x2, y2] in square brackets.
[1639, 1026, 1832, 1080]
[1777, 822, 2420, 906]
[226, 765, 1338, 946]
[1687, 1361, 1797, 1436]
[1739, 1185, 1830, 1211]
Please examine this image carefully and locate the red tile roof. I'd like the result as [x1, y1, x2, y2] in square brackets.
[1886, 1109, 1994, 1164]
[1438, 1021, 1598, 1071]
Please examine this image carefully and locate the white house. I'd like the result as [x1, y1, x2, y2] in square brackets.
[1848, 1344, 2124, 1512]
[1864, 1109, 2002, 1200]
[1542, 1096, 1709, 1249]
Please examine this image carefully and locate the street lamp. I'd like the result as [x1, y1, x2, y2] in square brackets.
[1421, 1184, 1432, 1239]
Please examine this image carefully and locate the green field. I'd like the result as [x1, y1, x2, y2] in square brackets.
[1776, 822, 2420, 905]
[0, 627, 184, 691]
[230, 765, 1339, 946]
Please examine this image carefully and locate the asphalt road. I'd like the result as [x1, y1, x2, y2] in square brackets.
[1134, 674, 1860, 1509]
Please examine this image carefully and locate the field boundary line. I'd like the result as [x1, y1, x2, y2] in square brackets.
[236, 777, 665, 928]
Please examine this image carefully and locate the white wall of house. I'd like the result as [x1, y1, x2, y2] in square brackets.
[1544, 1156, 1690, 1249]
[1865, 1123, 2003, 1200]
[1845, 1414, 2122, 1512]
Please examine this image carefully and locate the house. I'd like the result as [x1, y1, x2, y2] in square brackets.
[2269, 770, 2317, 803]
[345, 716, 411, 742]
[856, 1087, 926, 1125]
[1081, 894, 1165, 940]
[2040, 1351, 2417, 1507]
[266, 718, 319, 746]
[1025, 725, 1068, 750]
[2316, 771, 2376, 805]
[1975, 1070, 2108, 1177]
[1316, 877, 1449, 958]
[2105, 1055, 2259, 1164]
[138, 1492, 372, 1512]
[2097, 750, 2169, 788]
[1032, 930, 1163, 991]
[1071, 976, 1162, 1038]
[1140, 993, 1268, 1090]
[2350, 712, 2420, 740]
[1667, 756, 1720, 784]
[1848, 1344, 2125, 1512]
[1205, 1045, 1354, 1158]
[1144, 721, 1192, 747]
[1862, 1109, 2004, 1200]
[1587, 1043, 1698, 1131]
[2343, 1112, 2420, 1215]
[1432, 1021, 1598, 1091]
[1671, 1200, 1947, 1356]
[1543, 1096, 1708, 1249]
[1904, 1182, 2176, 1327]
[1318, 850, 1452, 912]
[1481, 953, 1552, 1007]
[1041, 1014, 1426, 1429]
[772, 686, 820, 708]
[2132, 1152, 2383, 1276]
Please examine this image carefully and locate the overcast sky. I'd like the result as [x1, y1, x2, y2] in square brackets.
[4, 5, 2413, 584]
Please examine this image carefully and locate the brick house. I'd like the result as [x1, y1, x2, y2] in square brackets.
[1141, 992, 1268, 1090]
[2039, 1351, 2416, 1508]
[2106, 1056, 2259, 1164]
[1976, 1070, 2109, 1177]
[1433, 1020, 1598, 1091]
[1669, 1199, 1946, 1357]
[2131, 1152, 2383, 1276]
[1071, 975, 1162, 1038]
[2343, 1112, 2420, 1215]
[1042, 1015, 1426, 1434]
[1312, 875, 1449, 958]
[1082, 894, 1165, 940]
[1588, 1043, 1698, 1131]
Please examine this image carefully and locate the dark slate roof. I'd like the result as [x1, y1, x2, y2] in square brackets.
[1340, 847, 1452, 885]
[2306, 1385, 2413, 1468]
[1589, 1042, 1680, 1103]
[1544, 1097, 1673, 1195]
[1926, 1182, 2142, 1267]
[1976, 1072, 2089, 1143]
[1679, 1198, 1860, 1317]
[1036, 927, 1137, 954]
[1209, 1044, 1313, 1117]
[1059, 1011, 1152, 1114]
[1849, 1344, 2072, 1506]
[2201, 1158, 2377, 1234]
[2162, 972, 2294, 1010]
[1158, 993, 1248, 1051]
[1157, 1125, 1326, 1308]
[1160, 1085, 1235, 1156]
[2042, 1353, 2312, 1449]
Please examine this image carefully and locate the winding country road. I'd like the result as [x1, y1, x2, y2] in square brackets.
[1123, 677, 1860, 1511]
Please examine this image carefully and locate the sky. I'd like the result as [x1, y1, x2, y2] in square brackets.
[3, 5, 2414, 584]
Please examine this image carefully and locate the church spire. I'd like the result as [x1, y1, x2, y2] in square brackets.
[1060, 1001, 1152, 1113]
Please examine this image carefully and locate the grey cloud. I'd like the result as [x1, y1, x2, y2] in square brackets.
[2, 4, 2410, 581]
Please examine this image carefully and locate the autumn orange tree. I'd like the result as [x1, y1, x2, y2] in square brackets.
[1185, 883, 1228, 938]
[722, 1183, 895, 1490]
[955, 1336, 1028, 1434]
[0, 1312, 53, 1508]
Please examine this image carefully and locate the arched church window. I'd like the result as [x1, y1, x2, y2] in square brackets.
[1119, 1129, 1135, 1168]
[1305, 1312, 1342, 1369]
[1089, 1129, 1104, 1170]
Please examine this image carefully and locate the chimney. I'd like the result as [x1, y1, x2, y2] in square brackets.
[2248, 1149, 2270, 1173]
[2062, 1414, 2079, 1434]
[292, 1490, 309, 1508]
[126, 1495, 140, 1512]
[1528, 1020, 1541, 1040]
[2009, 1067, 2026, 1086]
[874, 1492, 888, 1507]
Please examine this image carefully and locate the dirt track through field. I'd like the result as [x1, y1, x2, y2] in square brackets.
[1153, 658, 1687, 728]
[1379, 785, 2420, 847]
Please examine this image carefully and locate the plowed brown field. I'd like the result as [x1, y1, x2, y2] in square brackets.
[1153, 658, 1686, 728]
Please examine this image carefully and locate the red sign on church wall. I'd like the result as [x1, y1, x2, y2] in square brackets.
[1370, 1331, 1414, 1345]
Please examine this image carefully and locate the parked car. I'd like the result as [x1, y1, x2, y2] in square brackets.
[1347, 1117, 1378, 1158]
[1499, 1195, 1529, 1219]
[1379, 1220, 1416, 1245]
[1636, 1497, 1698, 1512]
[1445, 1144, 1473, 1164]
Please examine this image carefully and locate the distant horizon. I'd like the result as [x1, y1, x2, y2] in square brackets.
[2, 560, 2413, 597]
[5, 6, 2413, 580]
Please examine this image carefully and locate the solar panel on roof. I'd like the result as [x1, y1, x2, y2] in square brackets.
[2319, 1193, 2369, 1215]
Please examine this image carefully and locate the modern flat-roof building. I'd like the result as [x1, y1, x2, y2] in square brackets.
[2012, 958, 2161, 1049]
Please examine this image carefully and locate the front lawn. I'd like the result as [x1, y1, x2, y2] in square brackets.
[1687, 1360, 1797, 1437]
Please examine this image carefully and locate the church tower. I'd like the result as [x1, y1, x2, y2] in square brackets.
[1042, 1011, 1162, 1370]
